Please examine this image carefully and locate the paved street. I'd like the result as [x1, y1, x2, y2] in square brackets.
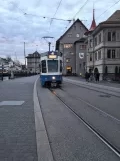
[37, 78, 120, 161]
[0, 76, 38, 161]
[0, 76, 120, 161]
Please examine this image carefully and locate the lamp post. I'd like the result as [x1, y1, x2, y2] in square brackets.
[1, 63, 4, 81]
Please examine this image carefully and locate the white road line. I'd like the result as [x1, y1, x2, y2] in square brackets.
[33, 77, 54, 161]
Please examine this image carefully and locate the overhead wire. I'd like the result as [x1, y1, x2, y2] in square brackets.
[62, 0, 89, 35]
[86, 0, 120, 28]
[49, 0, 63, 27]
[96, 0, 120, 20]
[73, 0, 89, 19]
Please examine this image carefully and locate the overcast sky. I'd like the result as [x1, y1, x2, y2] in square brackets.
[0, 0, 120, 63]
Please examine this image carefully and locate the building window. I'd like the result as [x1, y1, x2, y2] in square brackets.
[94, 37, 97, 46]
[80, 45, 86, 49]
[64, 44, 73, 48]
[108, 32, 116, 41]
[79, 64, 81, 68]
[107, 49, 111, 58]
[83, 62, 85, 67]
[95, 52, 97, 60]
[68, 34, 72, 37]
[108, 32, 111, 41]
[115, 66, 118, 75]
[41, 60, 46, 73]
[76, 34, 80, 37]
[90, 54, 92, 61]
[74, 26, 76, 30]
[99, 33, 101, 43]
[112, 50, 116, 58]
[105, 66, 108, 74]
[98, 50, 101, 59]
[89, 39, 93, 48]
[66, 58, 70, 63]
[112, 32, 116, 41]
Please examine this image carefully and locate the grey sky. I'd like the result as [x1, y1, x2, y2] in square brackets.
[0, 0, 120, 63]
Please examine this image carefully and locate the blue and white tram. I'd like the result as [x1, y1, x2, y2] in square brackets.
[40, 51, 62, 87]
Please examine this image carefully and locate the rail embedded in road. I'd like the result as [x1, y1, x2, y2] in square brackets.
[49, 88, 120, 158]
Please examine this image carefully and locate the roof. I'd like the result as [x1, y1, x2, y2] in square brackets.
[89, 9, 96, 31]
[41, 51, 62, 57]
[33, 51, 40, 55]
[26, 51, 41, 58]
[56, 19, 88, 42]
[84, 9, 97, 36]
[74, 37, 86, 44]
[106, 10, 120, 21]
[90, 10, 120, 36]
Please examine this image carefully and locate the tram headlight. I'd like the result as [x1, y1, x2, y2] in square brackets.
[52, 76, 56, 80]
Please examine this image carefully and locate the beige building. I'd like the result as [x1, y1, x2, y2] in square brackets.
[26, 51, 40, 73]
[86, 10, 120, 80]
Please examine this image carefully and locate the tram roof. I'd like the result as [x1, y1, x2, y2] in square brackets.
[40, 51, 62, 57]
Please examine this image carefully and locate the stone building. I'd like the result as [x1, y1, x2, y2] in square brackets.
[56, 19, 88, 75]
[26, 51, 40, 73]
[86, 10, 120, 80]
[74, 37, 87, 76]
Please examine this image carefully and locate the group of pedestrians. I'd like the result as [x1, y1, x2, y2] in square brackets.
[85, 71, 100, 82]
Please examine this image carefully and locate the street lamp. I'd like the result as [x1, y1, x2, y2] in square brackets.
[1, 63, 4, 81]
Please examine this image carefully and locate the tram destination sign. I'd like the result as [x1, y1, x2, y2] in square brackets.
[48, 51, 57, 59]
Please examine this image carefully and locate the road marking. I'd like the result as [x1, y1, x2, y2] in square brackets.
[33, 77, 54, 161]
[0, 101, 24, 106]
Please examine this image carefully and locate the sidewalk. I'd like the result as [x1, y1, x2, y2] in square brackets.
[64, 76, 120, 89]
[0, 76, 38, 161]
[63, 77, 120, 97]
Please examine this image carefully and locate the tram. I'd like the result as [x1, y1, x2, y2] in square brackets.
[40, 51, 62, 87]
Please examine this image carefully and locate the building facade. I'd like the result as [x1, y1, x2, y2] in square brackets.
[26, 51, 40, 73]
[56, 19, 88, 75]
[74, 37, 87, 76]
[86, 10, 120, 80]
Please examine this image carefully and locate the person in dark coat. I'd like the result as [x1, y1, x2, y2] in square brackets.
[96, 72, 100, 82]
[85, 72, 88, 81]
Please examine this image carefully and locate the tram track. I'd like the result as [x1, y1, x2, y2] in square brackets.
[59, 86, 120, 122]
[48, 87, 120, 158]
[63, 80, 120, 98]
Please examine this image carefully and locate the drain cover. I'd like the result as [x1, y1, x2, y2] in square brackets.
[99, 95, 111, 98]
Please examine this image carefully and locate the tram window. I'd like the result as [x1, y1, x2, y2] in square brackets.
[41, 60, 46, 73]
[60, 60, 62, 72]
[48, 60, 58, 72]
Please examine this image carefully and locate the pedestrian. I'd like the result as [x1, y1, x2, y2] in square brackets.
[85, 72, 88, 82]
[96, 72, 100, 82]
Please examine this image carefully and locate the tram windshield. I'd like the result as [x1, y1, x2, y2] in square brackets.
[48, 60, 58, 72]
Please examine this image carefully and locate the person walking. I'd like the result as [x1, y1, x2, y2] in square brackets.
[85, 72, 88, 82]
[96, 72, 100, 82]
